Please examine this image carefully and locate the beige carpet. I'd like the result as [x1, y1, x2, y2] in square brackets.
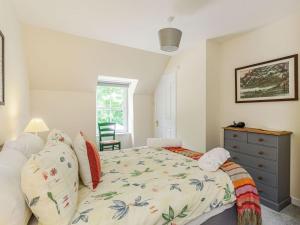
[262, 205, 300, 225]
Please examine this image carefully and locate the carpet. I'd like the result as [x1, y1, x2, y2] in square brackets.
[262, 205, 300, 225]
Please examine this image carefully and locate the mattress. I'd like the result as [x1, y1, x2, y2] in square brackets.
[28, 203, 235, 225]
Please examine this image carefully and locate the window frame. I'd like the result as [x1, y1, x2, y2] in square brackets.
[96, 82, 129, 133]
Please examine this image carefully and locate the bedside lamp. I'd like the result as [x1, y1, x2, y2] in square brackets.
[24, 118, 49, 135]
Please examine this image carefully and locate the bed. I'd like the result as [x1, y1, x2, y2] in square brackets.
[31, 146, 240, 225]
[26, 145, 261, 225]
[3, 131, 259, 225]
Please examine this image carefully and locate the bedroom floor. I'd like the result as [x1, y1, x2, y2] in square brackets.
[262, 204, 300, 225]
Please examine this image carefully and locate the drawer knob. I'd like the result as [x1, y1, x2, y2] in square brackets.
[258, 138, 264, 142]
[258, 164, 264, 168]
[232, 145, 238, 149]
[257, 176, 263, 181]
[233, 134, 238, 138]
[258, 151, 264, 155]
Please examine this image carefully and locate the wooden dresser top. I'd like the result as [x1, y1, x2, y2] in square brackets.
[223, 127, 292, 136]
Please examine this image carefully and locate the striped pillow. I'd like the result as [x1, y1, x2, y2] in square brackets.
[73, 132, 101, 190]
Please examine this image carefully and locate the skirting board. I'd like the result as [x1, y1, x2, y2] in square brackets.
[291, 196, 300, 207]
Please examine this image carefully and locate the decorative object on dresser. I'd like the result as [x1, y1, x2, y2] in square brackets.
[224, 127, 292, 211]
[235, 54, 298, 103]
[228, 121, 246, 128]
[0, 30, 4, 105]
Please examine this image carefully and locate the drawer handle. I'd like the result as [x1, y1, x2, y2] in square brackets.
[233, 134, 238, 138]
[232, 145, 238, 149]
[258, 138, 264, 142]
[258, 164, 264, 168]
[257, 176, 263, 181]
[258, 151, 264, 155]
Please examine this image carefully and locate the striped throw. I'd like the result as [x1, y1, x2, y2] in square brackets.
[163, 147, 262, 225]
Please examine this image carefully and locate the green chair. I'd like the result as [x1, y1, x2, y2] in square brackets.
[98, 122, 121, 151]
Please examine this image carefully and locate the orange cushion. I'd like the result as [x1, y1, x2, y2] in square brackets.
[73, 132, 101, 190]
[85, 140, 101, 189]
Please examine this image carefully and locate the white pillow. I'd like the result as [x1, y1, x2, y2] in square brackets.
[47, 129, 73, 147]
[21, 143, 79, 225]
[3, 133, 44, 158]
[147, 138, 182, 148]
[198, 147, 231, 172]
[0, 150, 31, 225]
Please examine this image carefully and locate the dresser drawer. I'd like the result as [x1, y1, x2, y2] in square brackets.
[225, 140, 248, 152]
[256, 182, 278, 202]
[247, 143, 277, 161]
[224, 130, 247, 142]
[244, 166, 277, 187]
[248, 133, 278, 148]
[229, 151, 277, 174]
[225, 140, 277, 161]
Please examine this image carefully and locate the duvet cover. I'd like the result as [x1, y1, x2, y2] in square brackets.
[70, 147, 236, 225]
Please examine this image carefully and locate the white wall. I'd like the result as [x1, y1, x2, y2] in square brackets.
[133, 94, 153, 147]
[30, 90, 95, 140]
[31, 90, 153, 146]
[206, 40, 221, 150]
[23, 25, 168, 146]
[0, 0, 30, 143]
[164, 41, 206, 151]
[208, 13, 300, 200]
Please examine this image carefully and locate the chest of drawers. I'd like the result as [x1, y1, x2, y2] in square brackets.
[224, 127, 292, 211]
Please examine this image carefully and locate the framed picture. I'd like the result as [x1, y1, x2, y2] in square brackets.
[235, 54, 298, 103]
[0, 31, 4, 105]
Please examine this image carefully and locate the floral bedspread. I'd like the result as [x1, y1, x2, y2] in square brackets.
[71, 147, 236, 225]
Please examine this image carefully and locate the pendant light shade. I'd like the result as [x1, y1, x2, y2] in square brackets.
[159, 27, 182, 52]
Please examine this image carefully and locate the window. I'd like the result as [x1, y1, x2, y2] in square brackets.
[96, 82, 128, 133]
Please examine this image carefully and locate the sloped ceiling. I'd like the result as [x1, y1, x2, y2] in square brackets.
[22, 25, 170, 94]
[12, 0, 300, 54]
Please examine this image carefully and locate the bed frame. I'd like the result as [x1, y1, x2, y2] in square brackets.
[202, 205, 237, 225]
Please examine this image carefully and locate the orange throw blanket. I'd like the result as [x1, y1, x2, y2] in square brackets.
[163, 147, 262, 225]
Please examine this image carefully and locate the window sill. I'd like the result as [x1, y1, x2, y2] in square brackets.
[116, 132, 131, 135]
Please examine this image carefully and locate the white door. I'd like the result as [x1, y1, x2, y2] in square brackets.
[154, 73, 176, 138]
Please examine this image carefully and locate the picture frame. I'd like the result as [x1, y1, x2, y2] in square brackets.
[235, 54, 298, 103]
[0, 30, 4, 105]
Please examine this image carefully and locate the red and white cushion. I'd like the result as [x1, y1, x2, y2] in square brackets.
[21, 143, 79, 225]
[73, 132, 101, 190]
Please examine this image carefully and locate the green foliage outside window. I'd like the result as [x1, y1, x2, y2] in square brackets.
[96, 85, 127, 131]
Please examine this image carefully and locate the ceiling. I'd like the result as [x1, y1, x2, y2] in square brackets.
[11, 0, 300, 54]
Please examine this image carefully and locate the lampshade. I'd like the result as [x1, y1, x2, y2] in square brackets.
[158, 27, 182, 52]
[24, 118, 49, 133]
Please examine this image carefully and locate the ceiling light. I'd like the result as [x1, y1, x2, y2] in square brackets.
[158, 16, 182, 52]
